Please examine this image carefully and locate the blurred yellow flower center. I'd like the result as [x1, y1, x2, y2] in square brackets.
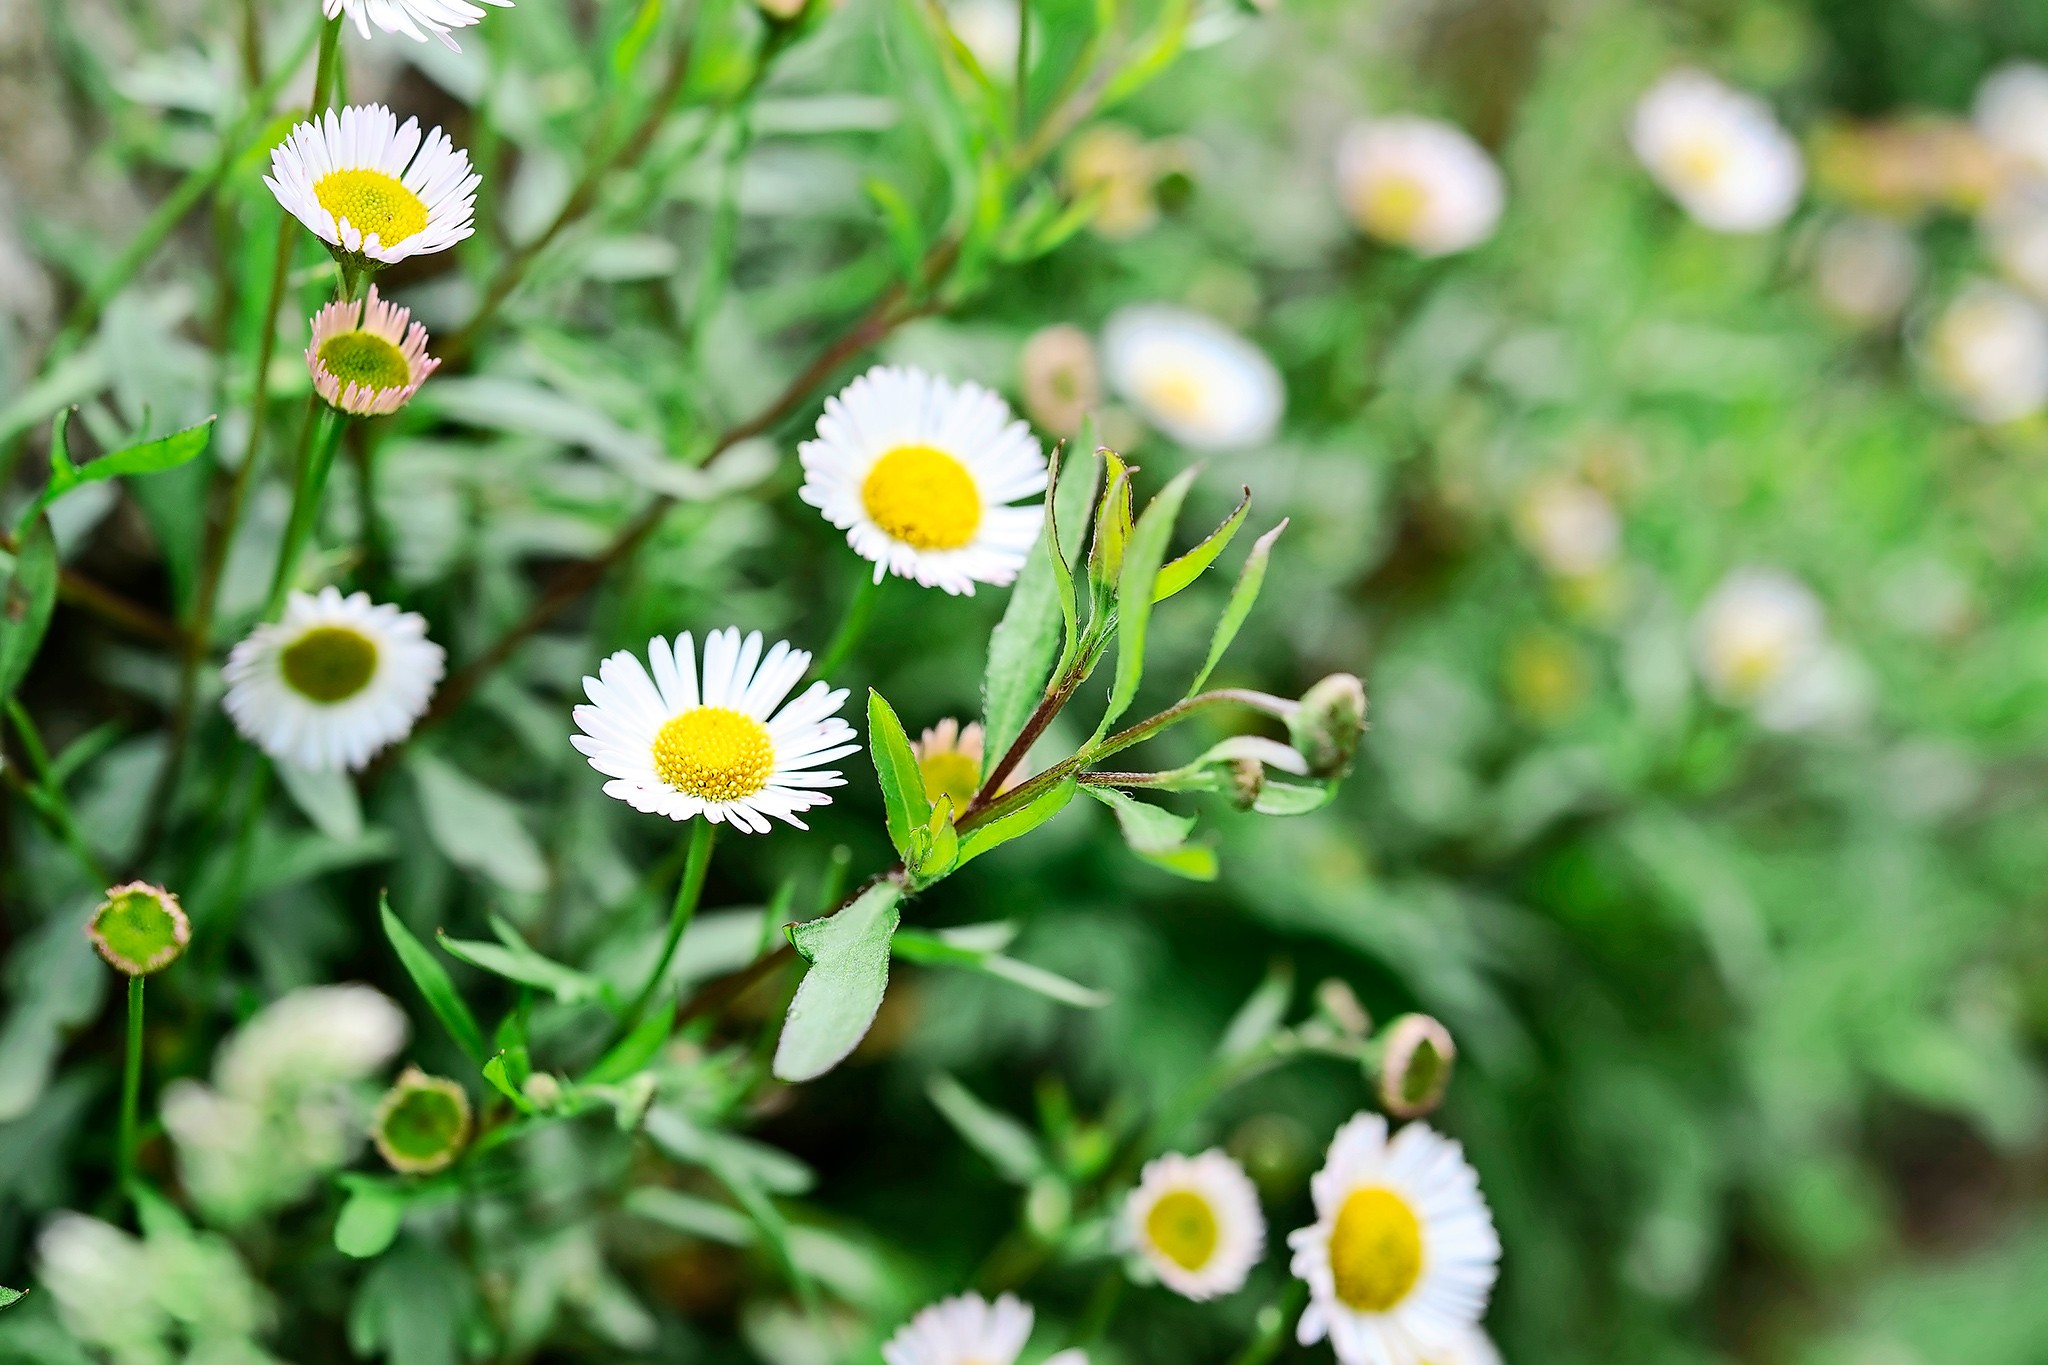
[1719, 635, 1787, 696]
[315, 169, 429, 247]
[653, 706, 774, 801]
[318, 331, 412, 393]
[280, 626, 379, 703]
[1359, 173, 1431, 239]
[1139, 367, 1209, 423]
[1671, 137, 1729, 187]
[918, 749, 981, 816]
[1329, 1186, 1423, 1312]
[1144, 1190, 1220, 1271]
[862, 445, 981, 550]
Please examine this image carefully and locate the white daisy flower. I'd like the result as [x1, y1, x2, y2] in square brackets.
[1513, 478, 1620, 579]
[570, 628, 858, 834]
[1691, 568, 1825, 709]
[1983, 193, 2048, 303]
[1630, 69, 1803, 233]
[1923, 279, 2048, 424]
[798, 366, 1048, 596]
[326, 0, 512, 49]
[1974, 61, 2048, 183]
[1288, 1113, 1501, 1365]
[307, 284, 439, 416]
[1101, 304, 1285, 451]
[881, 1292, 1056, 1365]
[1123, 1148, 1267, 1300]
[1420, 1326, 1503, 1365]
[223, 588, 445, 772]
[265, 104, 479, 265]
[1812, 216, 1920, 327]
[1335, 117, 1505, 257]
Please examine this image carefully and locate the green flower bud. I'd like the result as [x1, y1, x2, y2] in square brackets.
[1377, 1013, 1456, 1119]
[1288, 673, 1368, 779]
[372, 1068, 472, 1175]
[86, 883, 190, 976]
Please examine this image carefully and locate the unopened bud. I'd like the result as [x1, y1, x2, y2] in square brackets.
[1226, 757, 1264, 810]
[1376, 1014, 1455, 1119]
[1313, 978, 1371, 1038]
[86, 883, 190, 976]
[372, 1067, 473, 1175]
[522, 1072, 563, 1110]
[1289, 674, 1368, 778]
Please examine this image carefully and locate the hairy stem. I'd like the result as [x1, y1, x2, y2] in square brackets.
[619, 819, 716, 1035]
[263, 404, 349, 617]
[118, 976, 145, 1197]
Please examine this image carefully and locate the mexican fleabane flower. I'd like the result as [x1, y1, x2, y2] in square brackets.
[223, 588, 445, 772]
[1691, 568, 1824, 708]
[265, 104, 479, 265]
[1019, 323, 1101, 437]
[1123, 1149, 1267, 1300]
[1630, 69, 1803, 232]
[1101, 304, 1284, 451]
[570, 629, 857, 833]
[1974, 61, 2048, 183]
[326, 0, 512, 50]
[798, 366, 1048, 595]
[307, 285, 439, 415]
[880, 1292, 1085, 1365]
[1288, 1114, 1501, 1365]
[1513, 477, 1620, 580]
[1335, 117, 1505, 257]
[1924, 279, 2048, 423]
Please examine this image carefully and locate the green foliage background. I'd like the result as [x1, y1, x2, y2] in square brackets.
[3, 0, 2048, 1361]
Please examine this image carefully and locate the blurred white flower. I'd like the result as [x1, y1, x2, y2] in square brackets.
[1101, 304, 1284, 450]
[1753, 642, 1874, 734]
[38, 1212, 273, 1362]
[1924, 280, 2048, 424]
[1123, 1149, 1266, 1300]
[881, 1292, 1037, 1365]
[326, 0, 512, 51]
[1335, 116, 1505, 256]
[162, 985, 407, 1225]
[1981, 192, 2048, 302]
[945, 0, 1019, 75]
[265, 105, 478, 265]
[1630, 69, 1804, 232]
[1427, 1326, 1505, 1365]
[1692, 568, 1825, 709]
[1019, 324, 1101, 437]
[1973, 61, 2048, 183]
[1514, 477, 1621, 578]
[1812, 216, 1920, 326]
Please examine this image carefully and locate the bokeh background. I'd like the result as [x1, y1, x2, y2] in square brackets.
[4, 0, 2048, 1361]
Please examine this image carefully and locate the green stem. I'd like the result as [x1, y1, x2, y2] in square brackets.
[812, 573, 882, 678]
[619, 820, 716, 1034]
[4, 700, 108, 884]
[1228, 1282, 1308, 1365]
[118, 975, 144, 1197]
[264, 404, 349, 617]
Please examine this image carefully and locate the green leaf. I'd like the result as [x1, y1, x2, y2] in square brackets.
[0, 1285, 24, 1310]
[1084, 786, 1218, 880]
[0, 516, 57, 705]
[956, 776, 1077, 867]
[380, 893, 487, 1066]
[981, 442, 1100, 781]
[1253, 777, 1338, 816]
[1154, 487, 1251, 602]
[1217, 959, 1293, 1060]
[610, 0, 663, 75]
[623, 1187, 755, 1246]
[772, 881, 905, 1083]
[409, 752, 549, 893]
[1188, 519, 1287, 697]
[891, 928, 1109, 1008]
[26, 415, 216, 527]
[1099, 467, 1199, 738]
[1083, 453, 1134, 639]
[926, 1074, 1046, 1183]
[583, 1002, 673, 1085]
[436, 930, 605, 1006]
[912, 797, 960, 886]
[866, 178, 928, 287]
[335, 1182, 409, 1259]
[867, 690, 930, 862]
[480, 1054, 536, 1113]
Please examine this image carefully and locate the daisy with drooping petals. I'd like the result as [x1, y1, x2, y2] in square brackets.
[912, 718, 998, 815]
[1630, 69, 1803, 233]
[265, 104, 479, 265]
[1123, 1149, 1266, 1301]
[570, 629, 858, 833]
[881, 1292, 1080, 1365]
[327, 0, 511, 49]
[1335, 117, 1505, 257]
[798, 366, 1048, 596]
[223, 588, 444, 772]
[1101, 304, 1284, 451]
[307, 285, 439, 416]
[1288, 1113, 1501, 1365]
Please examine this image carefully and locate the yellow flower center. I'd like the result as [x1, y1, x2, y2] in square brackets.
[1144, 1189, 1220, 1272]
[1671, 137, 1729, 189]
[1139, 367, 1210, 424]
[918, 749, 982, 816]
[861, 445, 982, 551]
[652, 706, 775, 802]
[318, 331, 413, 393]
[314, 168, 430, 247]
[1328, 1186, 1424, 1313]
[280, 626, 380, 703]
[1358, 172, 1432, 239]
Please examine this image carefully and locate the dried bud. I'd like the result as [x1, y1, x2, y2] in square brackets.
[1289, 674, 1367, 779]
[86, 883, 190, 976]
[372, 1068, 472, 1175]
[1313, 978, 1371, 1039]
[1225, 756, 1265, 810]
[1377, 1014, 1456, 1119]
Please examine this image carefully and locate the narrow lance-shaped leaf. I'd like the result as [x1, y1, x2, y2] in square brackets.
[0, 515, 58, 705]
[772, 880, 906, 1083]
[1187, 519, 1287, 697]
[1084, 785, 1218, 881]
[956, 776, 1078, 867]
[435, 930, 604, 1006]
[380, 893, 488, 1066]
[1217, 959, 1294, 1061]
[926, 1074, 1046, 1183]
[1154, 486, 1251, 603]
[867, 690, 930, 860]
[1098, 467, 1198, 739]
[583, 1002, 674, 1085]
[892, 927, 1109, 1008]
[23, 414, 216, 528]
